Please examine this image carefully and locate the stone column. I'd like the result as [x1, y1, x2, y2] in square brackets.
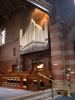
[50, 0, 66, 90]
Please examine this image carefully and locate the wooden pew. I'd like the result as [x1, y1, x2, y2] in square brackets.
[0, 68, 52, 90]
[0, 72, 28, 89]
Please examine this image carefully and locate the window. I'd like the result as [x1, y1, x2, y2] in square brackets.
[0, 28, 6, 45]
[13, 48, 16, 56]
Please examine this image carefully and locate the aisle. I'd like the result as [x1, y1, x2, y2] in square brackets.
[0, 87, 33, 100]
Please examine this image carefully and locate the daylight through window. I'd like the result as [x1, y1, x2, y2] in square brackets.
[1, 28, 6, 45]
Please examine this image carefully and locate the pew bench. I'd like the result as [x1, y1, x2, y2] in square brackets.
[1, 75, 27, 89]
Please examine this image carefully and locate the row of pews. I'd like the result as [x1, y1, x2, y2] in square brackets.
[0, 72, 27, 89]
[0, 70, 52, 90]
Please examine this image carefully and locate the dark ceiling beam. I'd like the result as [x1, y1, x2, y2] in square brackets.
[0, 1, 11, 20]
[0, 0, 8, 13]
[11, 0, 18, 13]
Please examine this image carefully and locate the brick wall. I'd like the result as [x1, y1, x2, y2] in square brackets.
[0, 40, 19, 61]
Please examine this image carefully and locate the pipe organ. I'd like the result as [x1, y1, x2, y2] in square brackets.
[20, 19, 48, 54]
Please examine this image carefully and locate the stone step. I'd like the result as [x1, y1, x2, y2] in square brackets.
[25, 93, 51, 100]
[54, 95, 62, 99]
[25, 94, 61, 100]
[42, 95, 62, 100]
[24, 89, 61, 100]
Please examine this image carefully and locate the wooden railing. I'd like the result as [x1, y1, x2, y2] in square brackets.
[38, 73, 54, 97]
[26, 73, 52, 90]
[38, 73, 55, 83]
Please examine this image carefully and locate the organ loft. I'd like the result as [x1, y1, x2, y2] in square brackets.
[0, 0, 75, 94]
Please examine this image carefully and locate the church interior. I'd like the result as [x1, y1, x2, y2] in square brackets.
[0, 0, 75, 98]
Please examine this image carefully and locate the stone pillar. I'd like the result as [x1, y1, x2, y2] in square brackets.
[50, 0, 66, 90]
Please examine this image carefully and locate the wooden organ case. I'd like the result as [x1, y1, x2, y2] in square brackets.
[24, 58, 52, 90]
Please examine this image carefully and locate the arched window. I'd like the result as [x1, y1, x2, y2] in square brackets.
[1, 28, 6, 45]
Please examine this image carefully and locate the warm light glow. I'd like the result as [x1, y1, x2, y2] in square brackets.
[31, 8, 49, 28]
[71, 72, 74, 74]
[31, 8, 40, 17]
[54, 64, 57, 65]
[39, 14, 49, 28]
[34, 8, 40, 13]
[37, 64, 43, 68]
